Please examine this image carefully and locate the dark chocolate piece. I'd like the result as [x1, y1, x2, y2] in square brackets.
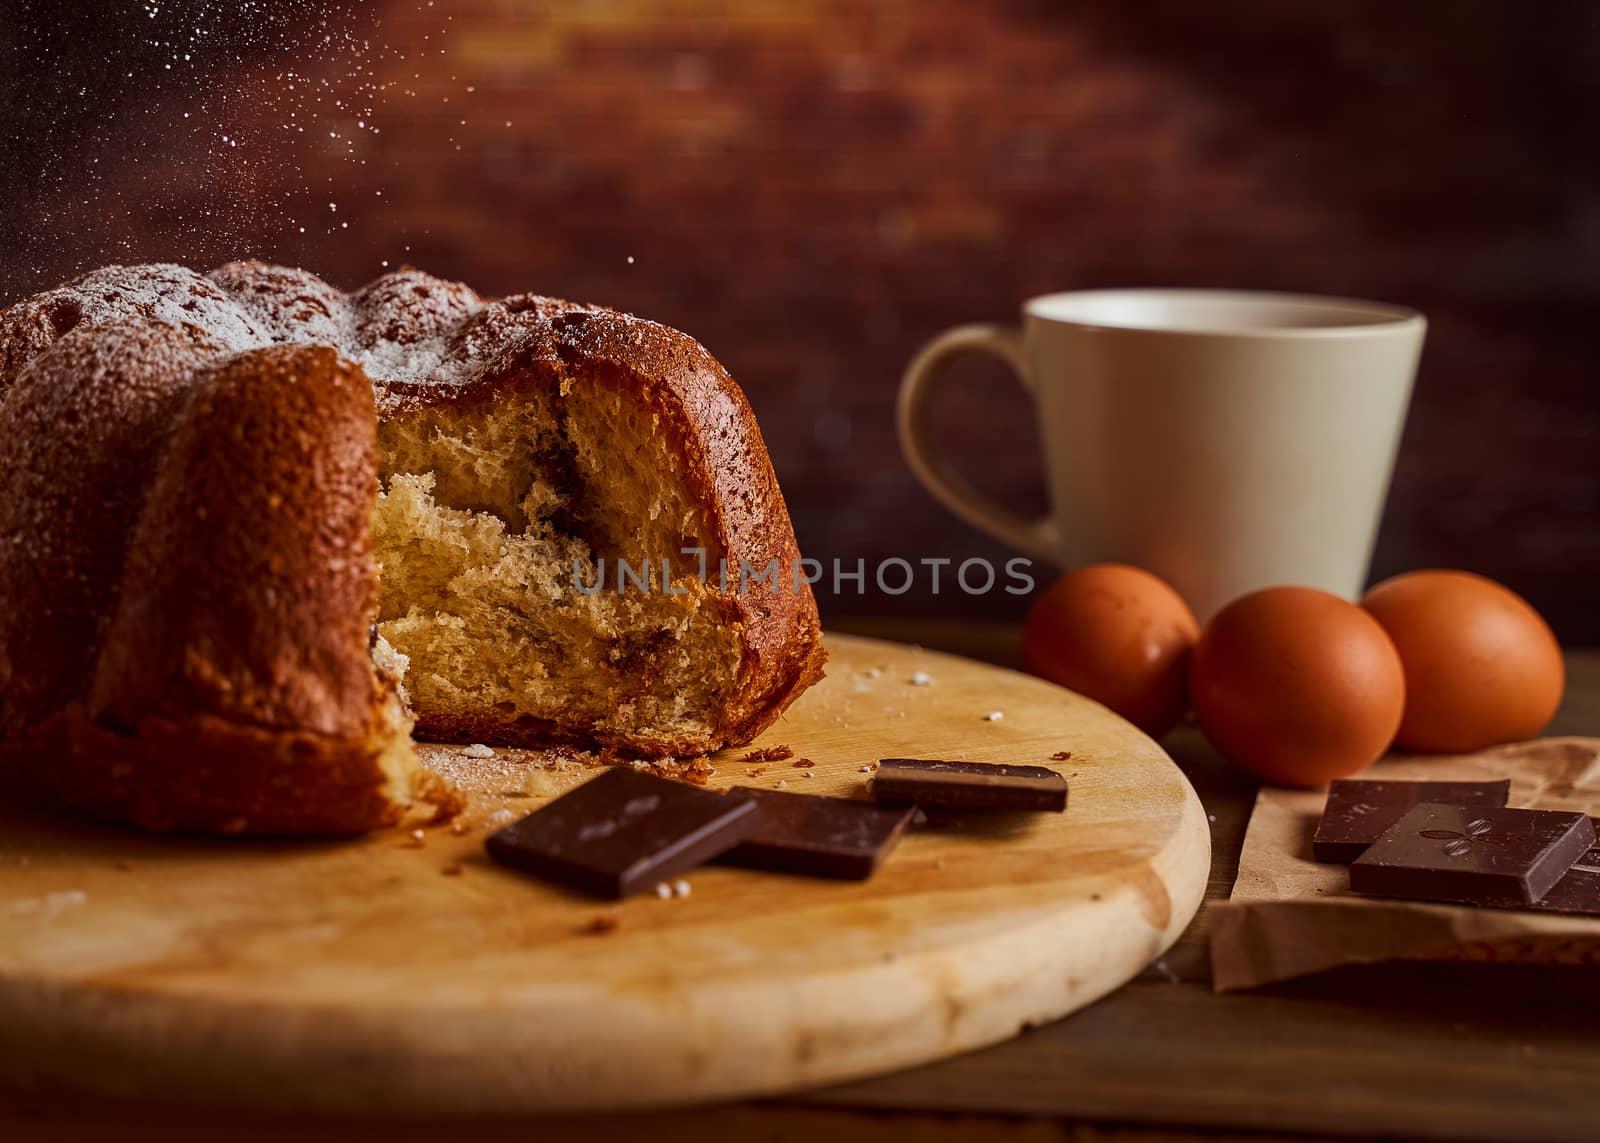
[717, 787, 915, 879]
[871, 758, 1067, 813]
[1530, 819, 1600, 916]
[1313, 778, 1512, 863]
[485, 767, 759, 899]
[1350, 803, 1595, 907]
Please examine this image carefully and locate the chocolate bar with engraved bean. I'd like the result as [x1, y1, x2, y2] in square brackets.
[1349, 803, 1594, 908]
[1313, 778, 1512, 863]
[871, 758, 1067, 813]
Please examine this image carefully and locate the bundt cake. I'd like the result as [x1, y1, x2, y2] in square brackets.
[0, 263, 826, 834]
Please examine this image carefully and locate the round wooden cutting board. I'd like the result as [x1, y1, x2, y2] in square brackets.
[0, 634, 1209, 1113]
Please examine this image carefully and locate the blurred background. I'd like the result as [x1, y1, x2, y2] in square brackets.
[2, 0, 1596, 638]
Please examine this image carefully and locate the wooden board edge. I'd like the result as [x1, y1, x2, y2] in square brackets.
[0, 781, 1211, 1114]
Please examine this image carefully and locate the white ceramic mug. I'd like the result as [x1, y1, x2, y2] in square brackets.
[898, 289, 1426, 620]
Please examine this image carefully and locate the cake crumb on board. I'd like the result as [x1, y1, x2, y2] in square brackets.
[741, 745, 794, 763]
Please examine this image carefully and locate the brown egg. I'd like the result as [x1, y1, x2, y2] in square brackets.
[1022, 564, 1199, 737]
[1190, 586, 1405, 786]
[1362, 570, 1564, 753]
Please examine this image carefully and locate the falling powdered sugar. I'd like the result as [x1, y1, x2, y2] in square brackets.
[2, 2, 460, 298]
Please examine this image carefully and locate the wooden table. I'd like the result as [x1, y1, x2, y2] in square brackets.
[7, 620, 1598, 1143]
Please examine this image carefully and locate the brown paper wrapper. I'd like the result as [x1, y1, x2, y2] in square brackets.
[1210, 737, 1600, 991]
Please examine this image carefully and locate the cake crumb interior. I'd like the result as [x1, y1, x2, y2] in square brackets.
[370, 379, 744, 750]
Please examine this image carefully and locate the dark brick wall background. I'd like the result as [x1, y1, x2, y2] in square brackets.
[2, 1, 1596, 638]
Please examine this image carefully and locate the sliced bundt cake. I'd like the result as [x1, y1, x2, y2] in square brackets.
[0, 263, 826, 834]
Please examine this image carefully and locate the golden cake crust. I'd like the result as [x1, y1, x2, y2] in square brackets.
[13, 709, 427, 835]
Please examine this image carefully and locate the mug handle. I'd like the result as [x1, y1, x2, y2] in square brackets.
[897, 324, 1061, 563]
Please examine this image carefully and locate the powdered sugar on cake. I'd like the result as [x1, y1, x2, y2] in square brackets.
[0, 261, 656, 418]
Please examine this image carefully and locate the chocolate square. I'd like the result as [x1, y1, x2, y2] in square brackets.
[485, 767, 759, 899]
[1350, 803, 1595, 908]
[871, 758, 1067, 813]
[718, 787, 915, 880]
[1530, 819, 1600, 916]
[1313, 778, 1512, 863]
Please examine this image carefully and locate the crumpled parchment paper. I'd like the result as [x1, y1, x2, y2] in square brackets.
[1210, 737, 1600, 991]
